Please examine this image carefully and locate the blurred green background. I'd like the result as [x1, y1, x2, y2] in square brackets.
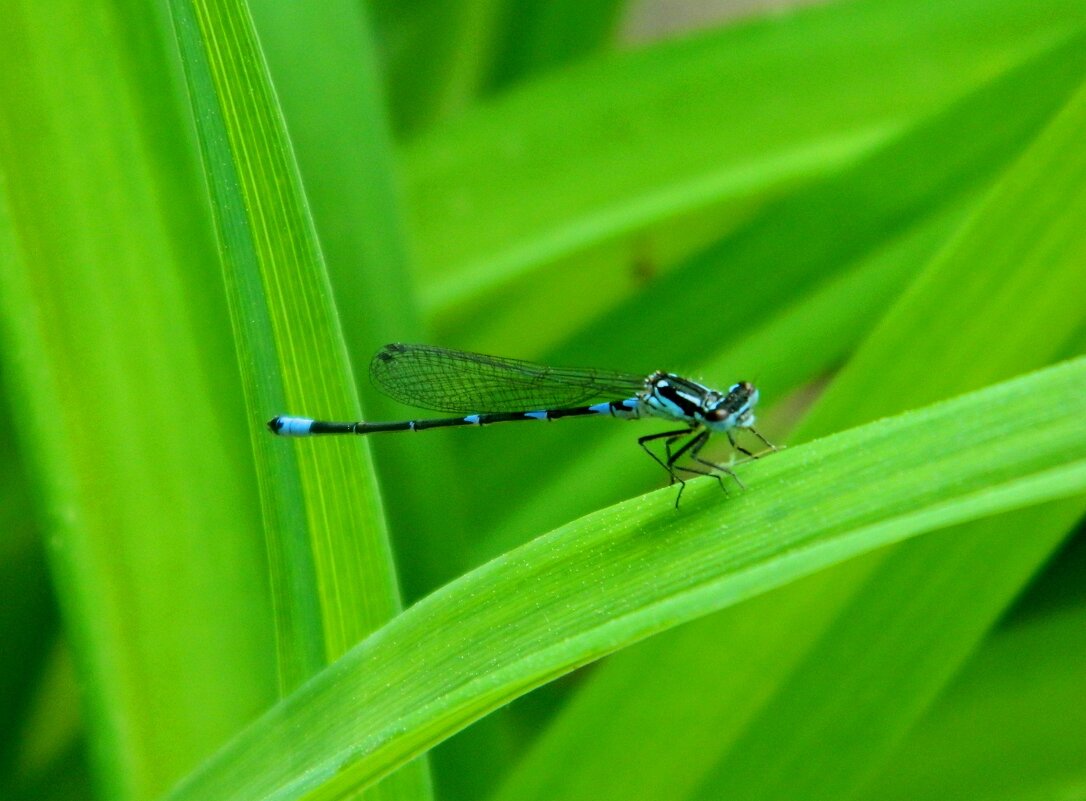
[1, 1, 1084, 800]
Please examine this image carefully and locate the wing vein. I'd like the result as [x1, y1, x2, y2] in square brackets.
[369, 344, 647, 413]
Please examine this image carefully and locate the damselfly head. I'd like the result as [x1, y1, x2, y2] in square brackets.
[704, 381, 759, 431]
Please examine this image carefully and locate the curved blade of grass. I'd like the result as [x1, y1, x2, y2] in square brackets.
[249, 0, 421, 364]
[489, 51, 1086, 801]
[857, 602, 1086, 801]
[168, 0, 404, 694]
[368, 0, 508, 136]
[486, 0, 625, 88]
[447, 30, 1086, 548]
[0, 377, 55, 779]
[162, 357, 1086, 801]
[681, 70, 1086, 801]
[248, 0, 471, 608]
[6, 638, 87, 798]
[439, 37, 1086, 795]
[0, 3, 274, 796]
[547, 27, 1086, 374]
[407, 0, 1086, 316]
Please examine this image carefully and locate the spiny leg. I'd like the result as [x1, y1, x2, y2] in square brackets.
[750, 427, 778, 453]
[638, 428, 696, 500]
[665, 429, 705, 467]
[692, 431, 745, 491]
[728, 428, 781, 461]
[667, 429, 729, 504]
[663, 431, 697, 485]
[639, 428, 695, 478]
[726, 431, 755, 458]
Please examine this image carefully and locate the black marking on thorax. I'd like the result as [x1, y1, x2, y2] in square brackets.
[650, 373, 711, 418]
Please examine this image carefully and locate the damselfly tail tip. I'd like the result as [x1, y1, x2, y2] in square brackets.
[267, 415, 314, 436]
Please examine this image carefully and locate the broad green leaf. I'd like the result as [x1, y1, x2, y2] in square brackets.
[486, 0, 626, 89]
[684, 67, 1086, 801]
[0, 3, 272, 797]
[368, 0, 508, 136]
[406, 0, 1086, 327]
[0, 375, 55, 782]
[7, 640, 82, 794]
[163, 357, 1086, 801]
[249, 0, 471, 600]
[446, 30, 1086, 552]
[169, 5, 431, 798]
[491, 51, 1086, 801]
[546, 27, 1086, 374]
[858, 602, 1086, 801]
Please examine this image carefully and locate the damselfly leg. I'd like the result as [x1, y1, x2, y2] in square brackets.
[637, 426, 748, 507]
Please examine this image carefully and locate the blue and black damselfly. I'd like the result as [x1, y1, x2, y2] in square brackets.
[269, 343, 776, 506]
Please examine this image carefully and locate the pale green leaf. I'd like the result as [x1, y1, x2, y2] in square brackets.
[407, 0, 1086, 326]
[490, 45, 1086, 801]
[859, 602, 1086, 801]
[0, 3, 272, 796]
[164, 358, 1086, 801]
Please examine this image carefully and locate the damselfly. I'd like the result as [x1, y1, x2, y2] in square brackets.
[269, 343, 775, 506]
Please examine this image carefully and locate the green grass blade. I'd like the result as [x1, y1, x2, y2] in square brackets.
[368, 0, 508, 136]
[486, 0, 626, 88]
[0, 3, 273, 796]
[249, 0, 422, 361]
[448, 31, 1086, 547]
[247, 0, 466, 607]
[681, 69, 1086, 801]
[488, 52, 1086, 801]
[241, 1, 438, 792]
[167, 0, 403, 693]
[407, 0, 1086, 321]
[162, 357, 1086, 801]
[0, 378, 55, 784]
[858, 602, 1086, 801]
